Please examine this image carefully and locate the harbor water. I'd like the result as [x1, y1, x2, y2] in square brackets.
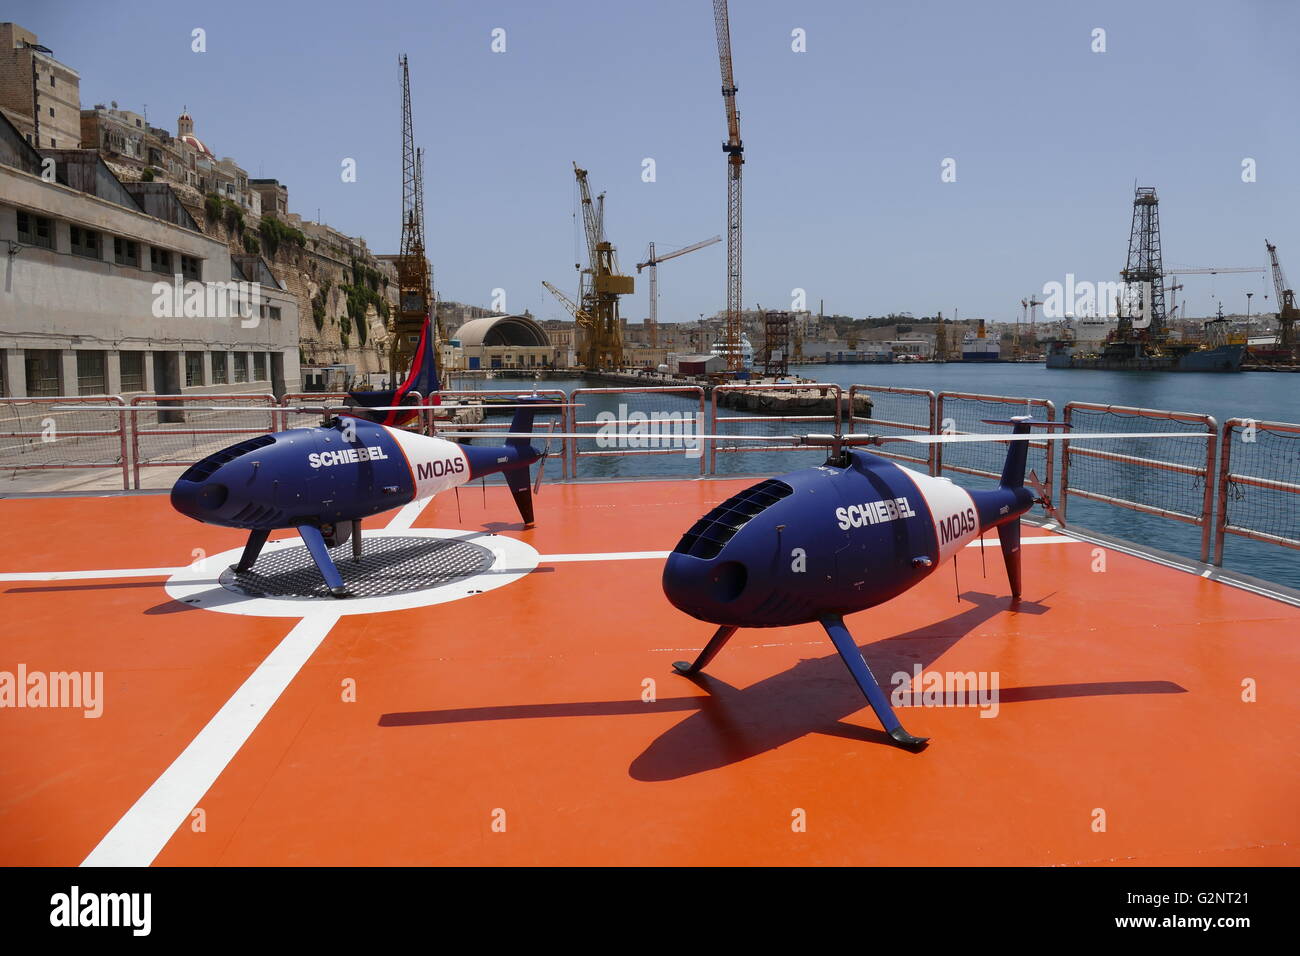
[446, 364, 1299, 590]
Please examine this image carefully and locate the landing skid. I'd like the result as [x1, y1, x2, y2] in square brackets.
[672, 616, 928, 751]
[672, 625, 736, 675]
[230, 524, 356, 598]
[231, 528, 270, 573]
[820, 615, 928, 750]
[297, 524, 351, 598]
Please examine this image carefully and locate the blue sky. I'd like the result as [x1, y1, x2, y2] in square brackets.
[17, 0, 1300, 323]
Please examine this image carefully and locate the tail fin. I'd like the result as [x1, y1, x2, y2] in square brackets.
[976, 417, 1069, 602]
[503, 465, 535, 527]
[503, 395, 562, 527]
[979, 417, 1069, 488]
[506, 396, 546, 453]
[996, 520, 1022, 601]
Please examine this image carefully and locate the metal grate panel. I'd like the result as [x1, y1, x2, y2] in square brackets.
[220, 535, 496, 599]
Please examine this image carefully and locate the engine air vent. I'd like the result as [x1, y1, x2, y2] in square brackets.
[673, 479, 794, 559]
[179, 434, 276, 482]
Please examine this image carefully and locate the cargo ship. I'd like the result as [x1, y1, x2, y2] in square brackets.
[961, 320, 1001, 362]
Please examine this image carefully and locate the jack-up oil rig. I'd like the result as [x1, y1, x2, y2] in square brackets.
[1046, 187, 1253, 372]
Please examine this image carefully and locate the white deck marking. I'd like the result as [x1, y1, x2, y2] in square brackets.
[0, 566, 183, 581]
[81, 500, 448, 865]
[966, 537, 1083, 548]
[383, 493, 434, 532]
[80, 612, 340, 867]
[540, 550, 671, 562]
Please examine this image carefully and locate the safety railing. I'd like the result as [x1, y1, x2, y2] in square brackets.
[131, 393, 278, 488]
[432, 388, 570, 480]
[935, 392, 1055, 492]
[0, 395, 129, 490]
[1214, 418, 1300, 565]
[570, 386, 707, 478]
[1061, 403, 1217, 563]
[847, 385, 937, 474]
[710, 382, 842, 475]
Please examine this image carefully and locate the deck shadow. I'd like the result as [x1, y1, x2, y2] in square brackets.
[379, 590, 1186, 777]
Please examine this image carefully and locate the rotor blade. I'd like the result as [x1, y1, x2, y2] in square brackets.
[883, 431, 1208, 445]
[427, 432, 799, 441]
[425, 431, 1210, 443]
[49, 403, 582, 413]
[1025, 469, 1064, 524]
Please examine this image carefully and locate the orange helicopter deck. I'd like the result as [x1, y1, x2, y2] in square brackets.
[1, 477, 1297, 867]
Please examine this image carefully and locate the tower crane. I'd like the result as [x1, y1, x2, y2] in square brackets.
[1161, 265, 1266, 330]
[636, 236, 721, 348]
[1165, 282, 1184, 321]
[1025, 295, 1044, 355]
[1264, 240, 1296, 352]
[713, 0, 744, 372]
[392, 54, 438, 387]
[570, 163, 633, 369]
[1162, 265, 1265, 276]
[1015, 296, 1044, 360]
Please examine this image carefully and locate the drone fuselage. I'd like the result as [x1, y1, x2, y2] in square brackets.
[663, 449, 1031, 629]
[170, 417, 532, 532]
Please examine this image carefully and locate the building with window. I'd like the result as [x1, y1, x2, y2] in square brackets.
[0, 23, 81, 149]
[0, 112, 299, 398]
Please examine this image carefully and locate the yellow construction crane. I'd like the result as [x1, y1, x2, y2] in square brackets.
[542, 280, 593, 329]
[1264, 240, 1296, 352]
[570, 163, 633, 369]
[636, 236, 721, 348]
[392, 54, 438, 385]
[713, 0, 745, 372]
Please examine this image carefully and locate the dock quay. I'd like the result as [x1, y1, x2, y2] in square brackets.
[578, 370, 872, 417]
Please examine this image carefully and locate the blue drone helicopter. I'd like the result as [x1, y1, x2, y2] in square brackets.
[660, 418, 1051, 749]
[168, 398, 561, 597]
[159, 319, 566, 596]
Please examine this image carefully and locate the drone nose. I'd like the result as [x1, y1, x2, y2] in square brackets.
[170, 468, 231, 520]
[195, 481, 229, 509]
[662, 553, 749, 621]
[170, 477, 228, 520]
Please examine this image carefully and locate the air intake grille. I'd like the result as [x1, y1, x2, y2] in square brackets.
[179, 434, 276, 482]
[673, 479, 794, 559]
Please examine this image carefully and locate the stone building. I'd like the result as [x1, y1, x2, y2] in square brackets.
[14, 21, 410, 380]
[79, 104, 148, 165]
[0, 113, 300, 398]
[81, 105, 261, 214]
[249, 178, 287, 217]
[0, 23, 81, 149]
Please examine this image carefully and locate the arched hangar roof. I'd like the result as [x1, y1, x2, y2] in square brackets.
[454, 314, 550, 348]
